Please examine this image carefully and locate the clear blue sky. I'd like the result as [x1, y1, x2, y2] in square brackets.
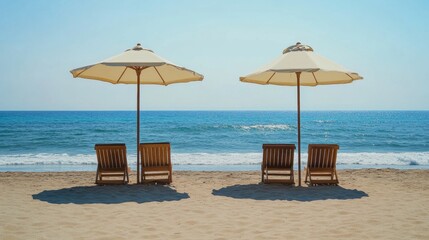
[0, 0, 428, 110]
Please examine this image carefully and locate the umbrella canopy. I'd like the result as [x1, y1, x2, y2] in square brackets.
[240, 42, 363, 186]
[71, 43, 203, 85]
[71, 43, 203, 183]
[240, 43, 362, 85]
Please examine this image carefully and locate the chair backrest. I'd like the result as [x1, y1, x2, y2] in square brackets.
[307, 144, 339, 169]
[140, 142, 171, 167]
[94, 144, 128, 169]
[262, 144, 295, 168]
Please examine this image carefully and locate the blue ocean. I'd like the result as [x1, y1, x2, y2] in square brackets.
[0, 111, 428, 171]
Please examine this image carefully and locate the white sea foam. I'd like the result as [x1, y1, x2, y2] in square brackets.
[0, 152, 428, 166]
[0, 153, 96, 165]
[313, 120, 335, 123]
[238, 124, 293, 131]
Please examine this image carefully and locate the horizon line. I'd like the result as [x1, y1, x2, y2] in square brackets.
[0, 109, 428, 112]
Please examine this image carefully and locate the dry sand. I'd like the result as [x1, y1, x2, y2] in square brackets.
[1, 169, 428, 240]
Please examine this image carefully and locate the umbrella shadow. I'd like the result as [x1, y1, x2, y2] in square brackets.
[212, 184, 368, 202]
[32, 184, 189, 204]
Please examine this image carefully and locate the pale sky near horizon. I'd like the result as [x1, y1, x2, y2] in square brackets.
[0, 0, 428, 111]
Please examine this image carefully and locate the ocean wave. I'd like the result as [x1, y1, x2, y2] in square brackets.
[313, 120, 335, 123]
[171, 124, 294, 132]
[237, 124, 294, 131]
[0, 152, 428, 166]
[0, 153, 97, 165]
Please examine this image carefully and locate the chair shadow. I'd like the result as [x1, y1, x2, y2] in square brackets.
[212, 184, 368, 202]
[33, 184, 190, 204]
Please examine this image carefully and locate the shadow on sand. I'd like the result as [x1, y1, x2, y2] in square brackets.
[33, 184, 190, 204]
[212, 184, 368, 202]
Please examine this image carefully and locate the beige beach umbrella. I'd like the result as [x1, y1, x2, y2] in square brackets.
[71, 43, 203, 183]
[240, 42, 363, 186]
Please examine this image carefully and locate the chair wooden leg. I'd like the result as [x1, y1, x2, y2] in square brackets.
[262, 168, 268, 183]
[334, 170, 339, 183]
[291, 170, 294, 182]
[261, 170, 264, 183]
[305, 168, 309, 183]
[95, 168, 99, 184]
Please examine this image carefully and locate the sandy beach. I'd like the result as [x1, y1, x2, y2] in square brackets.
[0, 169, 428, 239]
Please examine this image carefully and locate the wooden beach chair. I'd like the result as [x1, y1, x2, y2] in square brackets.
[305, 144, 340, 185]
[261, 144, 296, 184]
[139, 142, 172, 184]
[94, 143, 129, 185]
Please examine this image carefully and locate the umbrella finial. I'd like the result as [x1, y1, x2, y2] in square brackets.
[127, 43, 153, 52]
[283, 42, 313, 54]
[133, 43, 143, 51]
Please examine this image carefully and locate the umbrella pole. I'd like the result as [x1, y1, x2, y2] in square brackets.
[296, 72, 302, 186]
[136, 68, 142, 184]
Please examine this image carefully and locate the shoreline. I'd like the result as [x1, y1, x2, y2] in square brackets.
[1, 169, 428, 239]
[2, 151, 428, 167]
[1, 164, 428, 172]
